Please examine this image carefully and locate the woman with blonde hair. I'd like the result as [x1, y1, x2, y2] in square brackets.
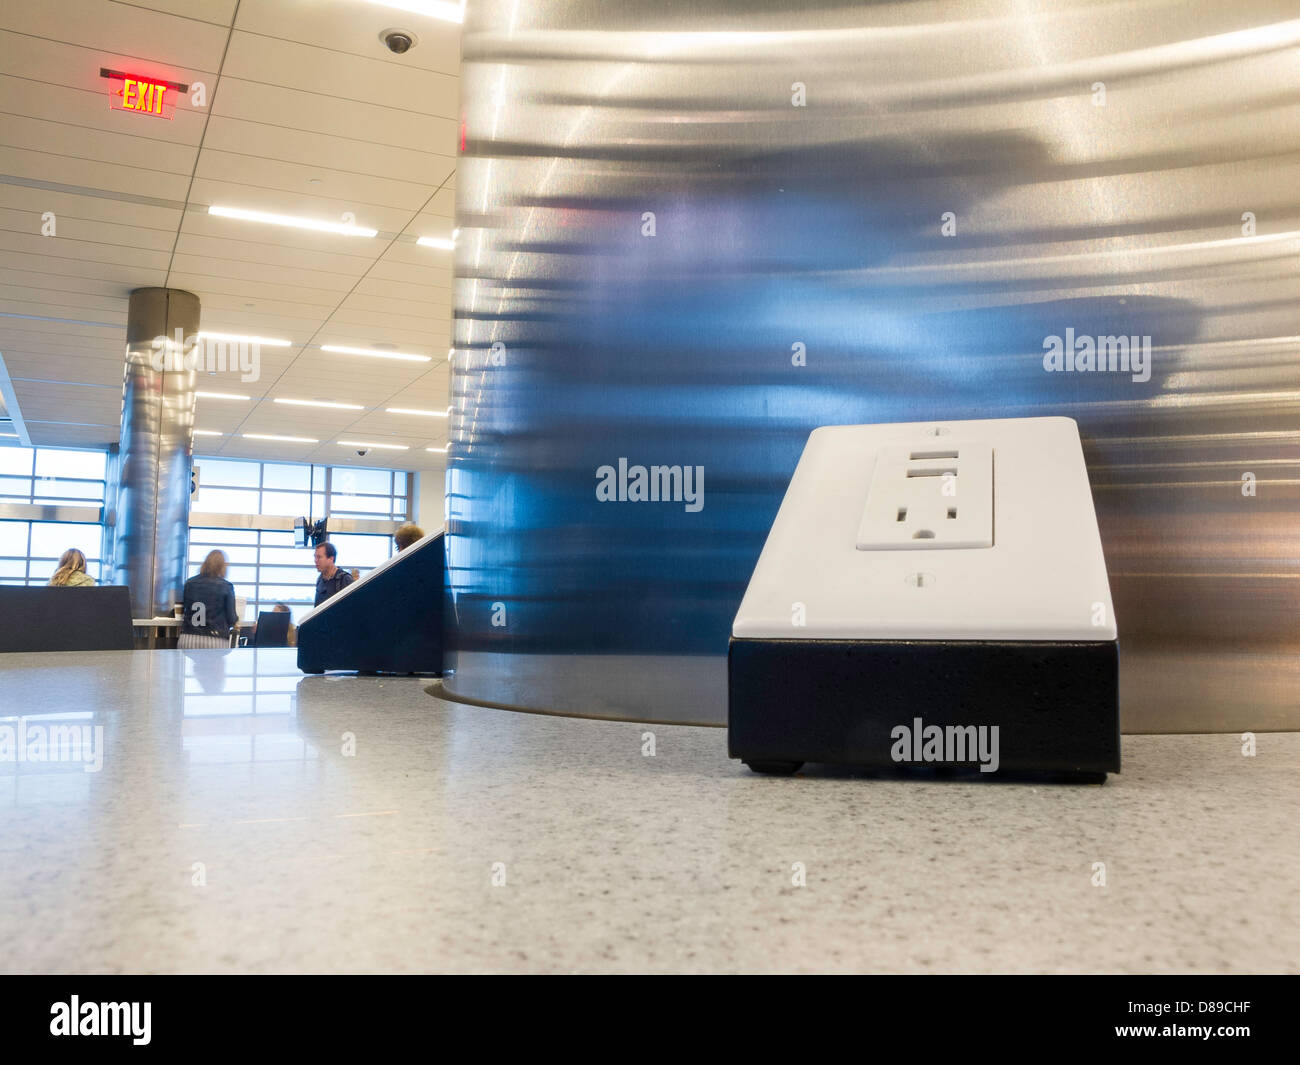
[48, 548, 96, 587]
[178, 549, 239, 649]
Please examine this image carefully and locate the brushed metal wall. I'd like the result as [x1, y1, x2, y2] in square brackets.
[446, 1, 1300, 732]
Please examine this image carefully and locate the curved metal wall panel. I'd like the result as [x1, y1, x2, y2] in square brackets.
[110, 288, 198, 619]
[446, 1, 1300, 730]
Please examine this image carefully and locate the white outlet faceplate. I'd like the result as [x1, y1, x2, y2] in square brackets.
[733, 417, 1117, 641]
[856, 442, 993, 550]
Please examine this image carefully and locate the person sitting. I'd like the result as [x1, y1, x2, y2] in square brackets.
[48, 548, 96, 587]
[393, 522, 425, 551]
[274, 602, 297, 647]
[248, 602, 296, 647]
[179, 550, 239, 649]
[313, 541, 354, 606]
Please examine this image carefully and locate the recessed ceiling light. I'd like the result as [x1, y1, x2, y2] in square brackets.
[320, 344, 431, 363]
[366, 1, 464, 24]
[198, 331, 292, 348]
[387, 407, 450, 417]
[273, 397, 364, 410]
[243, 433, 318, 443]
[196, 391, 249, 401]
[416, 235, 454, 250]
[209, 205, 377, 238]
[338, 440, 409, 450]
[193, 429, 223, 436]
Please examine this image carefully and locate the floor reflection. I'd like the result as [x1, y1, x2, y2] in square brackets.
[181, 648, 313, 766]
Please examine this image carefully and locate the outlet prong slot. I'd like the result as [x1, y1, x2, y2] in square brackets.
[856, 439, 992, 551]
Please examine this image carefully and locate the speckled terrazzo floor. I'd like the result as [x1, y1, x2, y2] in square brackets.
[0, 648, 1295, 974]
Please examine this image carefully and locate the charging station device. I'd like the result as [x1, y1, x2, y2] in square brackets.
[729, 416, 1120, 781]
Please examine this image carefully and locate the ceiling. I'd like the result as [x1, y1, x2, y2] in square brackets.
[0, 0, 461, 471]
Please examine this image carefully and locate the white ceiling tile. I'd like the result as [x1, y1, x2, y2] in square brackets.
[212, 76, 457, 154]
[2, 353, 123, 385]
[200, 114, 453, 186]
[171, 228, 379, 277]
[0, 0, 231, 72]
[234, 0, 460, 74]
[220, 25, 458, 114]
[192, 147, 439, 214]
[128, 1, 238, 25]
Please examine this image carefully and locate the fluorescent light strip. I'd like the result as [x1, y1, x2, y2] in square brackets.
[426, 446, 448, 453]
[387, 407, 450, 417]
[274, 397, 364, 410]
[365, 0, 464, 24]
[198, 331, 292, 348]
[209, 205, 377, 238]
[416, 236, 455, 250]
[243, 433, 318, 443]
[196, 391, 249, 401]
[320, 344, 431, 363]
[193, 430, 223, 437]
[338, 440, 409, 451]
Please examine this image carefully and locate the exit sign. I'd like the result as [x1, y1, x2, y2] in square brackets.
[99, 67, 187, 120]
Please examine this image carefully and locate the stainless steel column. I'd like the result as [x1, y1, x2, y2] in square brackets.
[446, 1, 1300, 731]
[108, 288, 199, 619]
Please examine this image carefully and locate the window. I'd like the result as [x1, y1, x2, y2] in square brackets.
[187, 457, 411, 623]
[190, 528, 314, 624]
[0, 445, 413, 602]
[329, 467, 408, 519]
[193, 457, 330, 518]
[0, 446, 107, 508]
[0, 521, 104, 585]
[0, 445, 107, 586]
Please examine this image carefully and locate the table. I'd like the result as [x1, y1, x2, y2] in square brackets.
[132, 616, 179, 650]
[133, 617, 244, 649]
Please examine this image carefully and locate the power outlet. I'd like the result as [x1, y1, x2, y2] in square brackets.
[732, 416, 1115, 640]
[856, 441, 993, 550]
[728, 416, 1121, 780]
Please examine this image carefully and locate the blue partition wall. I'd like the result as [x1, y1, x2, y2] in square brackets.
[444, 1, 1300, 728]
[297, 533, 444, 675]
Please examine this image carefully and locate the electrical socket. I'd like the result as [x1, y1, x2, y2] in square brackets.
[732, 416, 1117, 641]
[728, 416, 1121, 779]
[856, 441, 993, 550]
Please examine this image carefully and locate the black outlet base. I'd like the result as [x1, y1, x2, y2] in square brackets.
[728, 637, 1120, 779]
